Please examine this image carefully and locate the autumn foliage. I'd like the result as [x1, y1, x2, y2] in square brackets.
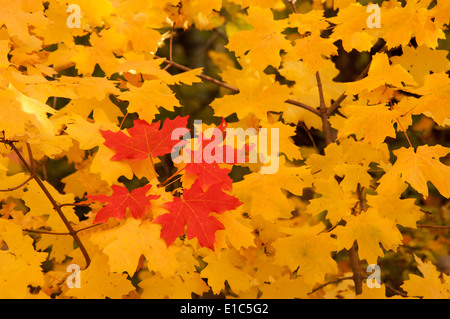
[0, 0, 450, 299]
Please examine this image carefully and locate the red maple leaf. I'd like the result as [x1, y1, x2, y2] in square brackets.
[183, 118, 246, 191]
[154, 180, 242, 249]
[101, 116, 189, 161]
[185, 162, 232, 191]
[85, 184, 160, 224]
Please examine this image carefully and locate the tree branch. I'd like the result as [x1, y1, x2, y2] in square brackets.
[0, 174, 34, 192]
[6, 141, 91, 268]
[286, 98, 321, 116]
[315, 71, 333, 145]
[308, 275, 356, 295]
[155, 55, 321, 116]
[23, 224, 101, 236]
[156, 56, 240, 93]
[327, 45, 387, 116]
[348, 241, 364, 295]
[315, 71, 364, 295]
[416, 224, 450, 229]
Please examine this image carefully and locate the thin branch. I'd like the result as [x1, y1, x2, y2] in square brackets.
[289, 0, 298, 13]
[41, 156, 49, 181]
[157, 166, 186, 188]
[299, 121, 318, 152]
[416, 224, 450, 229]
[156, 55, 240, 93]
[327, 93, 347, 116]
[189, 30, 220, 68]
[309, 274, 369, 295]
[286, 99, 321, 116]
[163, 24, 175, 71]
[315, 71, 333, 145]
[0, 174, 34, 192]
[308, 275, 355, 294]
[384, 283, 408, 298]
[5, 141, 91, 268]
[348, 241, 364, 295]
[154, 55, 321, 115]
[327, 62, 372, 116]
[327, 46, 387, 116]
[23, 224, 102, 236]
[309, 274, 408, 297]
[58, 203, 90, 208]
[26, 142, 35, 171]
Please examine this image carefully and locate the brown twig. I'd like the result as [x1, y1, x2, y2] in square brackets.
[348, 241, 364, 295]
[5, 141, 91, 268]
[189, 30, 220, 68]
[327, 46, 387, 116]
[289, 0, 298, 13]
[309, 274, 408, 298]
[308, 275, 356, 294]
[286, 98, 321, 116]
[308, 274, 369, 295]
[0, 174, 34, 192]
[416, 224, 450, 229]
[58, 203, 90, 208]
[315, 70, 364, 295]
[157, 56, 240, 93]
[23, 224, 101, 236]
[299, 121, 318, 152]
[26, 142, 35, 171]
[315, 71, 333, 145]
[163, 25, 176, 71]
[327, 60, 372, 116]
[154, 55, 321, 116]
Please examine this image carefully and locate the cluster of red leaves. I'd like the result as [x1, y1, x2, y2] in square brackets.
[85, 116, 242, 249]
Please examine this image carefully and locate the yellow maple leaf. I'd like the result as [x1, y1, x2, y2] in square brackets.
[201, 249, 256, 295]
[334, 103, 402, 146]
[233, 159, 312, 221]
[90, 219, 180, 277]
[0, 219, 48, 298]
[139, 271, 210, 299]
[64, 253, 135, 299]
[226, 7, 290, 70]
[306, 138, 391, 181]
[62, 158, 110, 198]
[406, 72, 450, 126]
[259, 275, 310, 299]
[382, 0, 445, 49]
[211, 64, 291, 120]
[377, 145, 450, 198]
[346, 53, 417, 96]
[327, 3, 378, 52]
[22, 181, 78, 233]
[288, 10, 330, 35]
[390, 45, 450, 86]
[119, 80, 181, 123]
[284, 33, 337, 72]
[213, 209, 256, 251]
[273, 224, 338, 286]
[401, 254, 450, 299]
[368, 178, 422, 228]
[332, 208, 403, 265]
[306, 177, 358, 224]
